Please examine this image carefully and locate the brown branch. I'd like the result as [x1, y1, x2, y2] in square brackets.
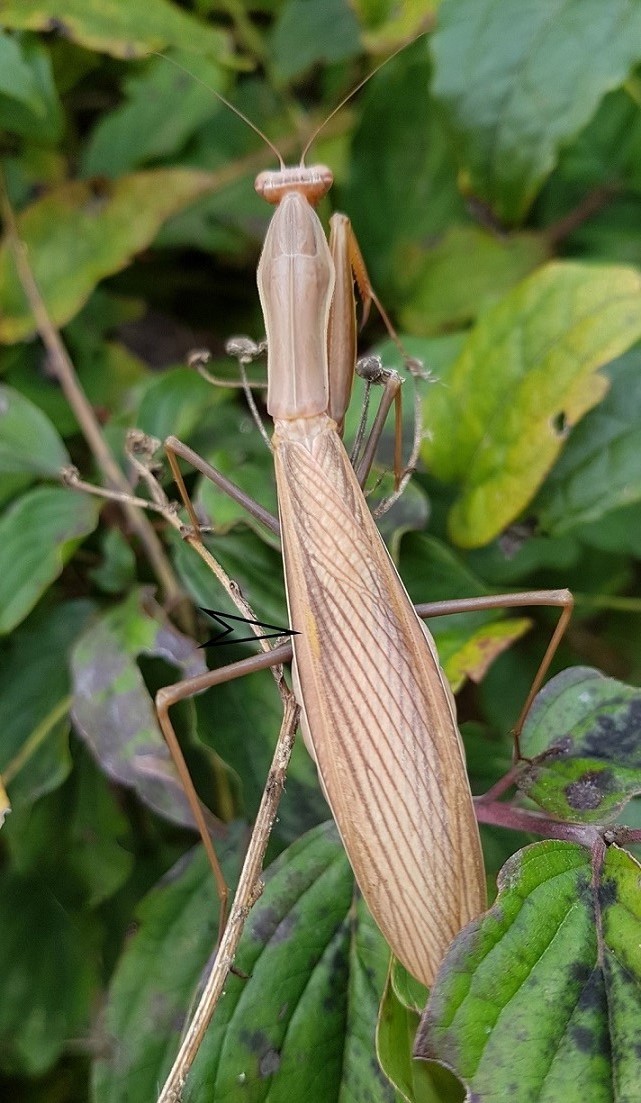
[545, 184, 619, 248]
[156, 690, 300, 1103]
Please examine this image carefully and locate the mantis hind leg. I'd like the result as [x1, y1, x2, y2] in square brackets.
[414, 589, 574, 757]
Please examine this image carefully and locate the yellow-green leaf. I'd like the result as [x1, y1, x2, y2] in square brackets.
[0, 0, 229, 60]
[0, 170, 223, 343]
[423, 262, 641, 547]
[442, 617, 531, 694]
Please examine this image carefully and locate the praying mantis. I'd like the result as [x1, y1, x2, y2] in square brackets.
[42, 41, 575, 1103]
[128, 60, 573, 1103]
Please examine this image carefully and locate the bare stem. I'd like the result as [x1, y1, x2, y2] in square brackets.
[157, 691, 300, 1103]
[475, 762, 522, 804]
[474, 799, 601, 846]
[545, 185, 618, 248]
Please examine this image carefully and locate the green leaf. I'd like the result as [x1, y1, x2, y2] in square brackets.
[88, 526, 136, 594]
[91, 839, 240, 1103]
[536, 86, 641, 260]
[557, 197, 641, 268]
[0, 28, 44, 109]
[423, 262, 641, 547]
[70, 589, 222, 831]
[400, 225, 549, 335]
[0, 384, 69, 475]
[0, 869, 98, 1076]
[0, 600, 94, 808]
[186, 822, 392, 1102]
[537, 348, 641, 534]
[195, 659, 328, 849]
[561, 85, 641, 195]
[1, 289, 149, 438]
[518, 667, 641, 823]
[135, 365, 226, 442]
[171, 527, 288, 632]
[416, 842, 641, 1103]
[573, 501, 641, 558]
[377, 960, 454, 1103]
[431, 0, 641, 222]
[193, 400, 279, 541]
[170, 529, 329, 845]
[81, 50, 228, 178]
[92, 823, 392, 1103]
[0, 35, 63, 142]
[353, 0, 439, 49]
[4, 743, 133, 908]
[0, 485, 99, 634]
[344, 36, 465, 300]
[0, 169, 227, 342]
[270, 0, 362, 81]
[0, 0, 230, 60]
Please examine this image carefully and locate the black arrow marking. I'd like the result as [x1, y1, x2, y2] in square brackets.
[199, 607, 299, 648]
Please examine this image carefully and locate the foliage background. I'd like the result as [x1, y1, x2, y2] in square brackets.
[2, 1, 641, 1101]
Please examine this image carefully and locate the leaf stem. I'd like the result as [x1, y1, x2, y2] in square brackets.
[476, 798, 604, 847]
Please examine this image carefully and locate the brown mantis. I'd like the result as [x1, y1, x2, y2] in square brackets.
[137, 97, 573, 1103]
[48, 51, 575, 1103]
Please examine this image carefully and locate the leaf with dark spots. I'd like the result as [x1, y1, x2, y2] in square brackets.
[570, 1025, 597, 1054]
[518, 667, 641, 822]
[598, 878, 618, 909]
[565, 768, 615, 811]
[172, 822, 394, 1102]
[239, 1028, 272, 1058]
[570, 960, 596, 989]
[70, 588, 223, 834]
[92, 837, 243, 1103]
[246, 905, 283, 946]
[258, 1048, 280, 1077]
[415, 841, 641, 1103]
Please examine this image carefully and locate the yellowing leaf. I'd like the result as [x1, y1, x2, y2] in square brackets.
[443, 617, 532, 694]
[0, 0, 229, 60]
[0, 170, 223, 342]
[423, 262, 641, 547]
